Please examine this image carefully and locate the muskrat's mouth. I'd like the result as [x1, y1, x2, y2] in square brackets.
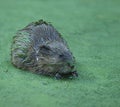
[43, 62, 77, 79]
[55, 71, 78, 79]
[58, 63, 75, 73]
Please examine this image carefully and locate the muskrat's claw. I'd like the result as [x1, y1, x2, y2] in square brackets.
[55, 73, 62, 80]
[72, 71, 78, 78]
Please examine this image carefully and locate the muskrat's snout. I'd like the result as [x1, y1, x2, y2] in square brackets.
[60, 53, 75, 67]
[59, 52, 72, 61]
[57, 51, 76, 74]
[59, 52, 74, 63]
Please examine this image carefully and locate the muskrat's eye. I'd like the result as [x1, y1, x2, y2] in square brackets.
[40, 45, 51, 51]
[59, 54, 64, 58]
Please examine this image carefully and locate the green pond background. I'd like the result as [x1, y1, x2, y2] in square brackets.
[0, 0, 120, 107]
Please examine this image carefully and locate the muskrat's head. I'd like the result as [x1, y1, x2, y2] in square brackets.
[36, 41, 76, 76]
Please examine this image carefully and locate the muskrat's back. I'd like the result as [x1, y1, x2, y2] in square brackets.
[11, 20, 78, 79]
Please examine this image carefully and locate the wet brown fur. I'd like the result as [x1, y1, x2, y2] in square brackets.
[11, 20, 78, 79]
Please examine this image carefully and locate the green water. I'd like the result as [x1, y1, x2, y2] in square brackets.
[0, 0, 120, 107]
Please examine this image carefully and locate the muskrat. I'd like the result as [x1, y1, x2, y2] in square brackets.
[11, 20, 78, 79]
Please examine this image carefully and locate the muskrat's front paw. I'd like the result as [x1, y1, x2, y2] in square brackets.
[55, 73, 62, 80]
[72, 71, 78, 78]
